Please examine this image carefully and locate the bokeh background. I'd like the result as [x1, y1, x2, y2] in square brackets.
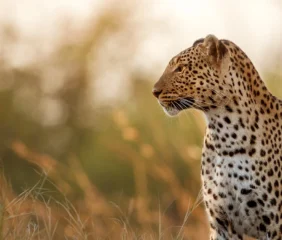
[0, 0, 281, 239]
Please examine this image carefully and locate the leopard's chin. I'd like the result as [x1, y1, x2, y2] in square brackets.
[162, 106, 180, 117]
[159, 97, 194, 117]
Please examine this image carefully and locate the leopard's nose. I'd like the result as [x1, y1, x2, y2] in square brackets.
[152, 88, 163, 98]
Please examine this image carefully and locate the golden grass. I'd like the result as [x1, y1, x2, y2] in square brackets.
[0, 140, 209, 239]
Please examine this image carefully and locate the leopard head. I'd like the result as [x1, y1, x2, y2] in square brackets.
[152, 34, 232, 116]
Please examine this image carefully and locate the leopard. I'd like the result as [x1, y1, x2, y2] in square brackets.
[152, 34, 282, 240]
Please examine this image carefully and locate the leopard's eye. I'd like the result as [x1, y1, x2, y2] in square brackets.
[175, 65, 184, 73]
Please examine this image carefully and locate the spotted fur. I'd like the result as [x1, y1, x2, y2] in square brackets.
[152, 34, 282, 240]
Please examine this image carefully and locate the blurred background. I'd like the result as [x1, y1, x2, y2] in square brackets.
[0, 0, 281, 239]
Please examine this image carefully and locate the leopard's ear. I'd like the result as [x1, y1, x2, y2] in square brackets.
[202, 34, 228, 63]
[192, 38, 204, 47]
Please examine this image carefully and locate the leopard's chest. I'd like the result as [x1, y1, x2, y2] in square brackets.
[201, 124, 255, 203]
[201, 113, 282, 237]
[201, 149, 267, 237]
[201, 152, 253, 204]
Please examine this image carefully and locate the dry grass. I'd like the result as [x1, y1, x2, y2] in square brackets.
[0, 140, 209, 240]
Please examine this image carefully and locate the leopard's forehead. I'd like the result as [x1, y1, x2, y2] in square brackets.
[168, 38, 215, 67]
[169, 46, 203, 66]
[169, 38, 241, 68]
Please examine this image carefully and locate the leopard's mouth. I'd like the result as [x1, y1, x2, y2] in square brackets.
[159, 97, 195, 116]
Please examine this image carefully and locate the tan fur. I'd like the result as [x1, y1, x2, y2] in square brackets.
[153, 35, 282, 240]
